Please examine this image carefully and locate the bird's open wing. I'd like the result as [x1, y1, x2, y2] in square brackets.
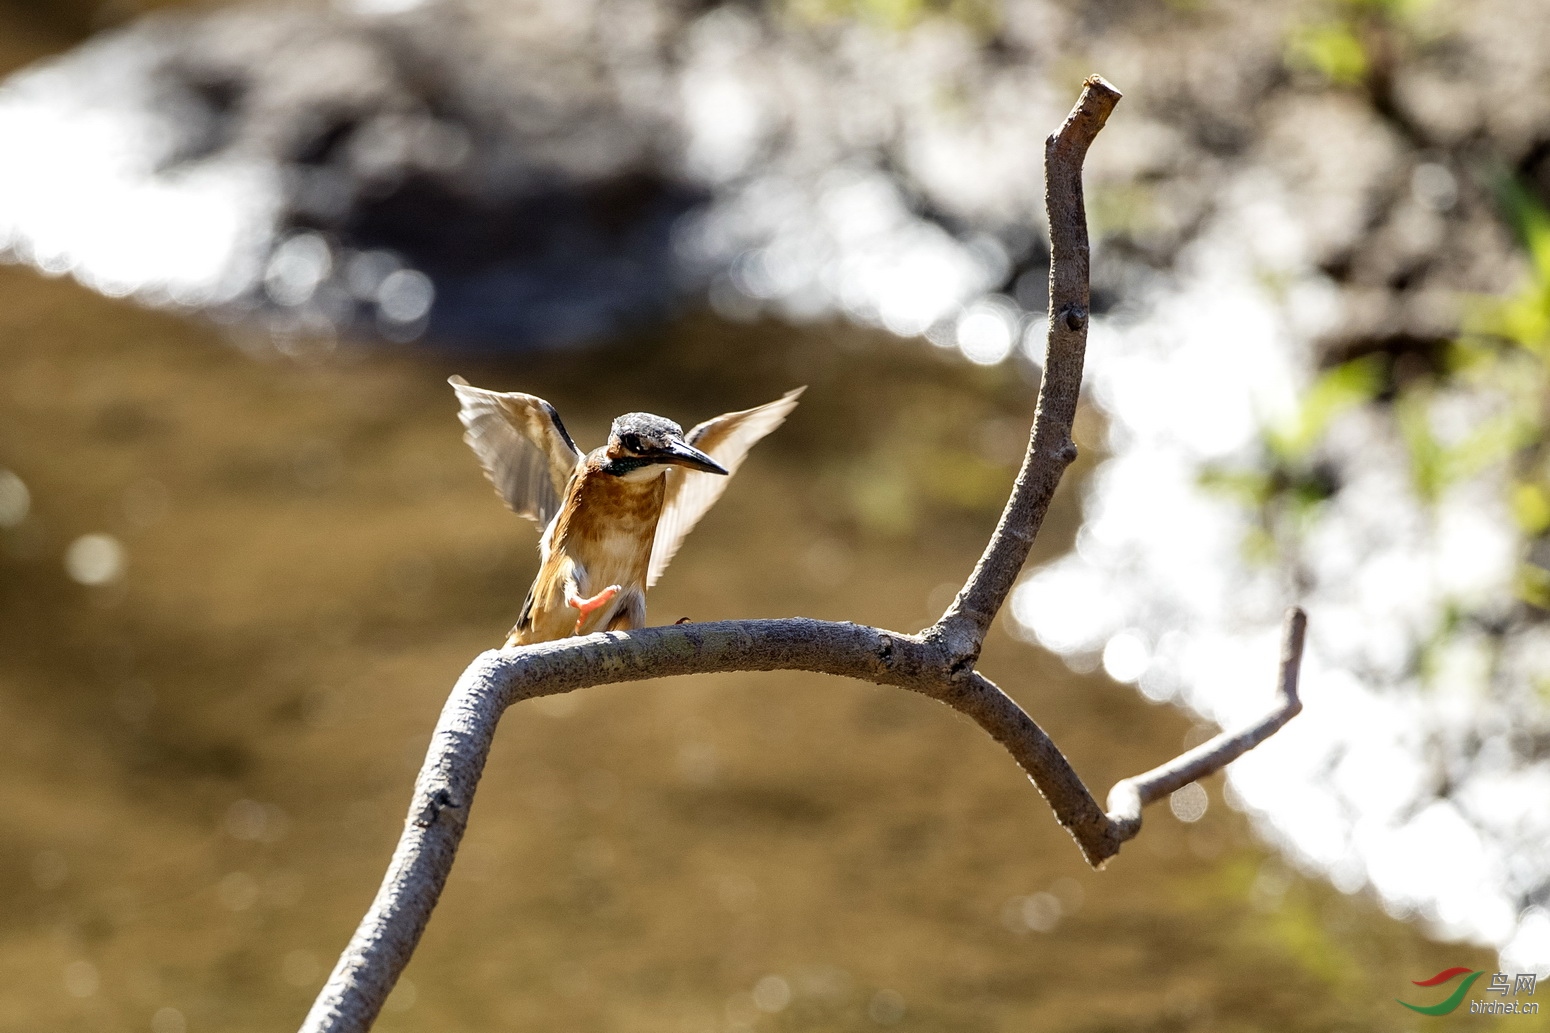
[648, 387, 804, 587]
[449, 376, 583, 527]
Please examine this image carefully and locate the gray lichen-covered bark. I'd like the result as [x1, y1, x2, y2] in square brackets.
[299, 78, 1309, 1033]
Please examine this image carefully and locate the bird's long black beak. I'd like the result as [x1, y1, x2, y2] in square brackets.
[660, 439, 728, 475]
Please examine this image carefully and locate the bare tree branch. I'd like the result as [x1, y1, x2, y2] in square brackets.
[932, 74, 1121, 669]
[1104, 607, 1307, 838]
[299, 75, 1309, 1033]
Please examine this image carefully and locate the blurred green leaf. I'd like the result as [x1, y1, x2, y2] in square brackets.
[1287, 22, 1368, 85]
[785, 0, 998, 32]
[1242, 525, 1278, 565]
[1268, 355, 1385, 460]
[1448, 410, 1538, 482]
[1446, 330, 1498, 374]
[1393, 394, 1529, 501]
[1198, 467, 1275, 508]
[1289, 472, 1338, 514]
[1492, 290, 1550, 354]
[1511, 482, 1550, 535]
[1414, 601, 1467, 689]
[1345, 0, 1432, 19]
[1286, 0, 1432, 87]
[1460, 179, 1550, 361]
[1466, 277, 1550, 356]
[1499, 177, 1550, 287]
[1396, 392, 1445, 502]
[1516, 563, 1550, 611]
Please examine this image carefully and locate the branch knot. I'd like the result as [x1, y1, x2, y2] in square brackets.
[875, 632, 895, 669]
[413, 787, 467, 829]
[948, 651, 978, 681]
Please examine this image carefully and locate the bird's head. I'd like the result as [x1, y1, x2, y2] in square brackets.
[605, 412, 729, 478]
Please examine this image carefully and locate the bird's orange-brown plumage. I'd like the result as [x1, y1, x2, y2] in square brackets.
[510, 453, 667, 644]
[449, 377, 803, 647]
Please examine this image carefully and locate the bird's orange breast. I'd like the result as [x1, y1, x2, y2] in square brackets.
[563, 470, 666, 542]
[512, 459, 668, 644]
[550, 464, 667, 592]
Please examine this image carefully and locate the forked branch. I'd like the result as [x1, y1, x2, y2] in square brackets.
[299, 76, 1309, 1033]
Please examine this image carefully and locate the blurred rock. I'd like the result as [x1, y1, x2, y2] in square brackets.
[2, 0, 1549, 357]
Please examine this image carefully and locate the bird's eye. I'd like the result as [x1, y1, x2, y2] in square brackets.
[621, 433, 643, 453]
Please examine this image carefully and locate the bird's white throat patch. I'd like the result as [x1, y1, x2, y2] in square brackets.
[618, 463, 673, 484]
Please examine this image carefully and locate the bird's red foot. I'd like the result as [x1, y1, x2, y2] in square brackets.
[567, 585, 622, 633]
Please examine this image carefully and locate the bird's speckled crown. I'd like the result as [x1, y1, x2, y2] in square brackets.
[610, 412, 684, 442]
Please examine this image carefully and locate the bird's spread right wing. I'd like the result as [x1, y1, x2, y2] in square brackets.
[648, 387, 804, 587]
[449, 376, 583, 527]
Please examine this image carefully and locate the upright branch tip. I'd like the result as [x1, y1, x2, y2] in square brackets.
[930, 74, 1122, 661]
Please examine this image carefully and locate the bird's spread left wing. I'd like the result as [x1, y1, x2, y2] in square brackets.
[648, 387, 805, 588]
[449, 376, 583, 527]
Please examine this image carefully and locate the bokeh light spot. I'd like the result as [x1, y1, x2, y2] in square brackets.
[956, 299, 1017, 365]
[63, 960, 98, 998]
[65, 533, 125, 585]
[377, 268, 434, 323]
[218, 871, 259, 911]
[150, 1007, 186, 1033]
[752, 974, 791, 1013]
[1169, 782, 1208, 823]
[867, 988, 906, 1026]
[1102, 630, 1150, 683]
[0, 469, 30, 527]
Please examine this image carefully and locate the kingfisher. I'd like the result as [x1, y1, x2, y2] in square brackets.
[449, 377, 803, 646]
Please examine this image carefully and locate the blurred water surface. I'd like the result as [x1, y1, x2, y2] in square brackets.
[0, 257, 1490, 1032]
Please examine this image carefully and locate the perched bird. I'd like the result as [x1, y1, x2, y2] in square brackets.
[449, 377, 803, 646]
